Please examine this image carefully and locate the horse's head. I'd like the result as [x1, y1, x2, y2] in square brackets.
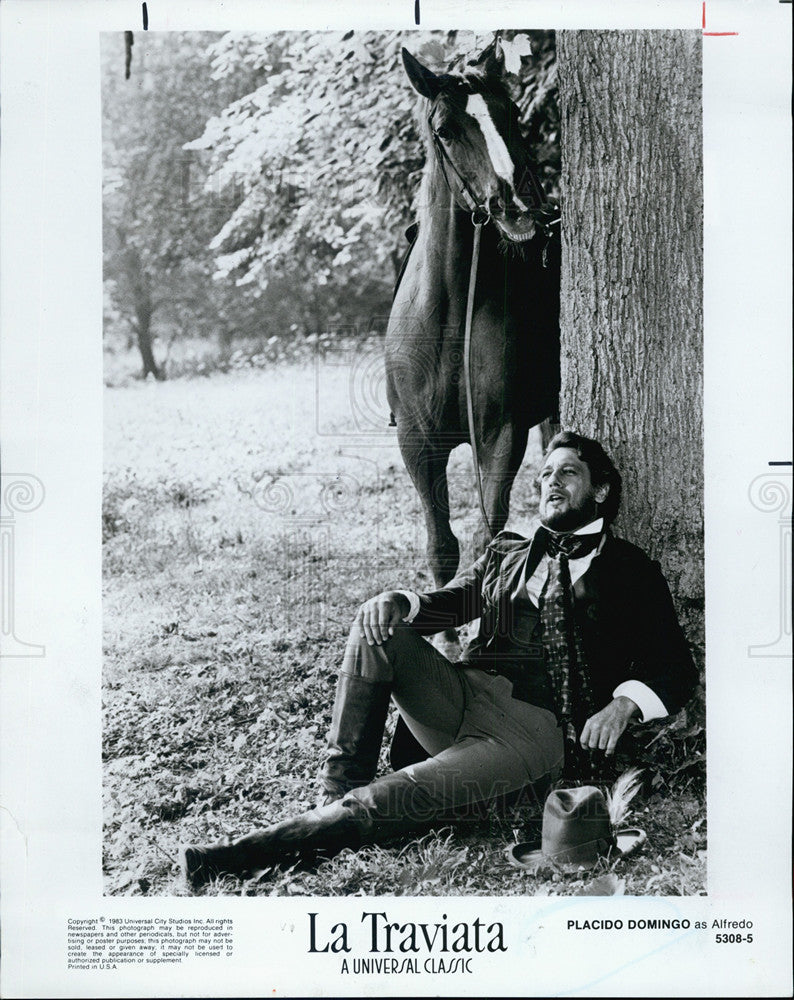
[403, 44, 546, 244]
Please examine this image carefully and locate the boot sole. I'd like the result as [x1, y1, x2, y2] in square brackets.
[180, 845, 226, 889]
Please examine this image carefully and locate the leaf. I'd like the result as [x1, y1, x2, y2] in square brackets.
[501, 34, 533, 75]
[574, 874, 625, 896]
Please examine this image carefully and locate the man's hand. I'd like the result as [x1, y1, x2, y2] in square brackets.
[580, 696, 640, 756]
[354, 591, 411, 646]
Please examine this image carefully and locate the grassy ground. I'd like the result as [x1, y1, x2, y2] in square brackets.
[103, 349, 705, 897]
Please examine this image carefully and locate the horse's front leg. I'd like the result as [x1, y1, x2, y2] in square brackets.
[398, 432, 461, 656]
[399, 433, 459, 587]
[472, 421, 530, 555]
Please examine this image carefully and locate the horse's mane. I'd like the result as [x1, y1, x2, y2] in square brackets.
[414, 109, 448, 229]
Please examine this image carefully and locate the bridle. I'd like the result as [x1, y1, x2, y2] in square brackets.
[428, 114, 560, 540]
[429, 119, 560, 238]
[429, 124, 494, 224]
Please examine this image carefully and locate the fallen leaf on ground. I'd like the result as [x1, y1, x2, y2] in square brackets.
[574, 874, 625, 896]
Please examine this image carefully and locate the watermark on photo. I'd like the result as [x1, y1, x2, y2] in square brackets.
[314, 329, 465, 440]
[246, 470, 366, 525]
[314, 333, 392, 438]
[179, 156, 390, 217]
[242, 468, 384, 631]
[1, 473, 46, 657]
[747, 471, 791, 658]
[242, 460, 509, 567]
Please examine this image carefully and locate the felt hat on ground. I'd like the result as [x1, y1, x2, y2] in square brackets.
[506, 784, 646, 872]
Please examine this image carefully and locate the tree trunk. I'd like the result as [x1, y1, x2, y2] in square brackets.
[134, 300, 162, 380]
[123, 243, 163, 380]
[539, 417, 561, 451]
[557, 31, 703, 653]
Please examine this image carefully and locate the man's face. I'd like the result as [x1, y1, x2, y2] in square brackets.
[538, 447, 609, 531]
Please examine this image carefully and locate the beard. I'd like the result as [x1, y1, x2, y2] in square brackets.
[540, 494, 599, 533]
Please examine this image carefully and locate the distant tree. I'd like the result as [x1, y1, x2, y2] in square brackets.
[102, 32, 260, 377]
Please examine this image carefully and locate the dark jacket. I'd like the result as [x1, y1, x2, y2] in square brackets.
[410, 528, 698, 718]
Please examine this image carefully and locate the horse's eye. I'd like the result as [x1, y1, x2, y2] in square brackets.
[434, 125, 453, 142]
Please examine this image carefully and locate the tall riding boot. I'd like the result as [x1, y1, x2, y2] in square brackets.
[181, 798, 371, 888]
[318, 671, 392, 806]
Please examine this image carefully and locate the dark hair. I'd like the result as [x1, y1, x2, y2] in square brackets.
[543, 430, 623, 524]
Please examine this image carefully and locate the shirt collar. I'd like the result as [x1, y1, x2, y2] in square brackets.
[536, 516, 604, 538]
[572, 517, 604, 536]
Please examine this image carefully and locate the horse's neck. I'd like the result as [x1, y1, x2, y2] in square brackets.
[419, 175, 475, 294]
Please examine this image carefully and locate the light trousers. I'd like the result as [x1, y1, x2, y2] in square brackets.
[335, 625, 564, 836]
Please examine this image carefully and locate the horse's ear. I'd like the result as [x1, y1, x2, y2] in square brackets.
[402, 48, 442, 100]
[481, 36, 506, 78]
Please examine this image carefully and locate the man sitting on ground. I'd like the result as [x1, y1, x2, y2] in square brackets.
[181, 431, 697, 887]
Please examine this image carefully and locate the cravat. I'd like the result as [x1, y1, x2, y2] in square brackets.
[538, 528, 600, 773]
[544, 528, 601, 562]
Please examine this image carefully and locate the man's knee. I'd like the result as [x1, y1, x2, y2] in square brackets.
[345, 624, 422, 655]
[342, 624, 422, 681]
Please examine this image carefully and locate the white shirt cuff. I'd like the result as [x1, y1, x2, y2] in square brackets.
[396, 591, 421, 623]
[613, 680, 668, 723]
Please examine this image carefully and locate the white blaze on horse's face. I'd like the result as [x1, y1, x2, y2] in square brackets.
[464, 93, 529, 214]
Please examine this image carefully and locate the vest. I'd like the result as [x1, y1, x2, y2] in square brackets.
[460, 590, 558, 715]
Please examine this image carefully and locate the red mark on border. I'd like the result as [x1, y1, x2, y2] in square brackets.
[702, 1, 738, 36]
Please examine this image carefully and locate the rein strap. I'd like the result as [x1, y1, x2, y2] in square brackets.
[463, 221, 495, 541]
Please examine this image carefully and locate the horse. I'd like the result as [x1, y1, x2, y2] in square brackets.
[385, 44, 561, 598]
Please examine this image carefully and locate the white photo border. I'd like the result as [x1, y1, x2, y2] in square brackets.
[1, 1, 791, 997]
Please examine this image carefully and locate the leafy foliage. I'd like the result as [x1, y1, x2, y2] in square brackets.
[187, 30, 557, 318]
[102, 33, 272, 375]
[103, 30, 558, 376]
[634, 691, 706, 795]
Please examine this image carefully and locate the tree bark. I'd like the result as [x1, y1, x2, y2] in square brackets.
[557, 31, 703, 652]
